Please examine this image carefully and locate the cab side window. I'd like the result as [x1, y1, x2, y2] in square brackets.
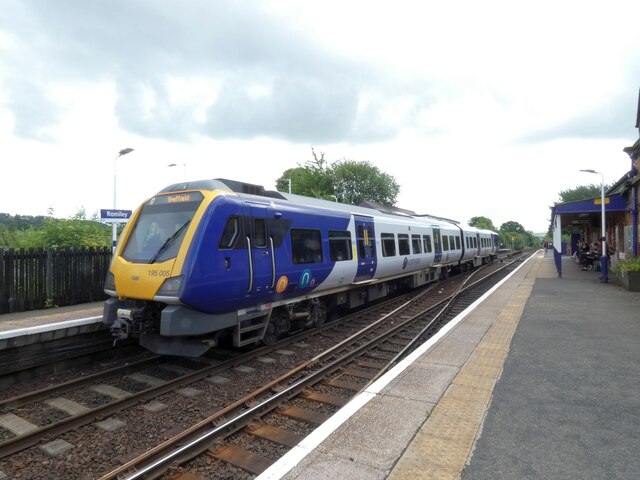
[219, 217, 240, 249]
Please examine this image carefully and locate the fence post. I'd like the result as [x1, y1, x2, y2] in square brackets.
[0, 250, 5, 313]
[46, 248, 54, 307]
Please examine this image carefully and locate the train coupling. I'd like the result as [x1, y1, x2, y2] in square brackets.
[110, 306, 159, 340]
[111, 315, 132, 340]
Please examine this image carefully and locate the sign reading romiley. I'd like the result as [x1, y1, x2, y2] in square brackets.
[100, 209, 132, 223]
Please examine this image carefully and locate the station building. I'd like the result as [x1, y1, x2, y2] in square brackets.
[551, 94, 640, 280]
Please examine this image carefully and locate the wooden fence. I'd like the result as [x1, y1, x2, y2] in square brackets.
[0, 247, 112, 314]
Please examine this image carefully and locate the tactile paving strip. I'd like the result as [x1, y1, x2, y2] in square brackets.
[388, 253, 546, 479]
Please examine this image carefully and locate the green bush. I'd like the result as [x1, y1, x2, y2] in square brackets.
[612, 257, 640, 273]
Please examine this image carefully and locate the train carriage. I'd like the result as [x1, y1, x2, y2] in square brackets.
[103, 179, 498, 356]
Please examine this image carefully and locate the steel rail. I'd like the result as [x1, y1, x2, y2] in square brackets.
[99, 278, 483, 479]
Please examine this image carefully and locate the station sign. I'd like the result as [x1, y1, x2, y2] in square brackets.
[100, 209, 132, 223]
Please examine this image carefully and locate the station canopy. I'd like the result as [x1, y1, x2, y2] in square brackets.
[551, 194, 627, 232]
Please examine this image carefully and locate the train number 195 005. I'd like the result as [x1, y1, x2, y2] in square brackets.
[148, 269, 171, 277]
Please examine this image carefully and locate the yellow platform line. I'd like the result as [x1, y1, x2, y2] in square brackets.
[388, 255, 542, 479]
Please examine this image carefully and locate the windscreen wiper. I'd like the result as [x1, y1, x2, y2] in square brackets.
[149, 219, 191, 264]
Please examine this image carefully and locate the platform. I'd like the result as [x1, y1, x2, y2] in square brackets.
[0, 302, 103, 349]
[258, 250, 640, 480]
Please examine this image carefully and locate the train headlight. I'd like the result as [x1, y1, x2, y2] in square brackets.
[104, 271, 116, 294]
[156, 276, 184, 297]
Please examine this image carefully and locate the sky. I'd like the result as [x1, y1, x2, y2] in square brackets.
[1, 1, 639, 234]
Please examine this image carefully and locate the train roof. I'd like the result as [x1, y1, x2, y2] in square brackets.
[276, 192, 463, 229]
[156, 178, 472, 229]
[157, 178, 286, 199]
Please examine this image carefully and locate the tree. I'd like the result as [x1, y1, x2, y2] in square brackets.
[499, 221, 526, 234]
[1, 209, 111, 248]
[0, 225, 14, 248]
[468, 216, 497, 232]
[276, 148, 400, 206]
[496, 220, 540, 250]
[275, 149, 334, 198]
[557, 184, 612, 203]
[331, 160, 399, 206]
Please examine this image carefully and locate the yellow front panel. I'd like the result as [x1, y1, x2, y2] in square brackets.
[111, 257, 176, 300]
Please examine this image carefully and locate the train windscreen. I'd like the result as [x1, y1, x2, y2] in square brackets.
[121, 192, 204, 263]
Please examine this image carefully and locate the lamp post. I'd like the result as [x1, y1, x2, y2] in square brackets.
[113, 148, 134, 252]
[168, 162, 186, 181]
[283, 178, 291, 194]
[580, 169, 607, 283]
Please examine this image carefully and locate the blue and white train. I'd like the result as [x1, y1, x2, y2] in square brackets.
[103, 179, 499, 356]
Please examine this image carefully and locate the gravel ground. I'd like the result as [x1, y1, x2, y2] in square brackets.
[0, 299, 424, 479]
[0, 337, 341, 479]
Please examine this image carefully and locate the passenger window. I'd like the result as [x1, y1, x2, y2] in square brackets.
[219, 217, 240, 249]
[443, 235, 449, 251]
[412, 235, 422, 254]
[455, 236, 461, 250]
[423, 235, 432, 253]
[291, 229, 323, 264]
[254, 219, 267, 248]
[381, 233, 396, 257]
[329, 230, 352, 261]
[398, 234, 410, 255]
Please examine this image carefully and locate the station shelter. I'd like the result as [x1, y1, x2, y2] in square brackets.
[550, 138, 640, 278]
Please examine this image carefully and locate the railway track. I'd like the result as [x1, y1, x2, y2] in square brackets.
[0, 285, 432, 459]
[0, 254, 523, 479]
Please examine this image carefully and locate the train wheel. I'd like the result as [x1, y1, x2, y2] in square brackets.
[262, 321, 278, 345]
[310, 301, 327, 327]
[263, 309, 290, 345]
[276, 309, 291, 335]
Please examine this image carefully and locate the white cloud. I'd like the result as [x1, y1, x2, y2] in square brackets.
[0, 0, 639, 234]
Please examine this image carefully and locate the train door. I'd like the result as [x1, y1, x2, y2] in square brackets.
[245, 203, 275, 295]
[433, 228, 442, 262]
[354, 215, 377, 282]
[475, 233, 481, 256]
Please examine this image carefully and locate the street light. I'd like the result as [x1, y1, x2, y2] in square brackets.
[283, 178, 291, 194]
[168, 162, 186, 181]
[579, 169, 608, 283]
[113, 148, 134, 252]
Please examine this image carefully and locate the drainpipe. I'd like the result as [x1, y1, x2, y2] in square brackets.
[633, 184, 638, 258]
